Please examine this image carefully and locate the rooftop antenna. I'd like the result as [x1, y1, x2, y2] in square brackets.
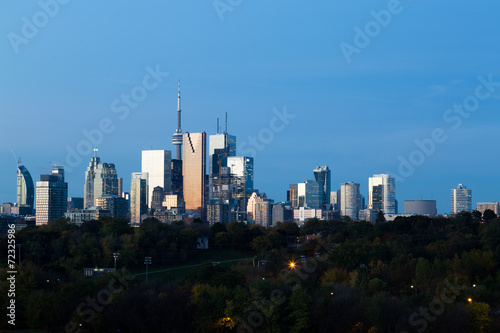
[217, 114, 220, 134]
[225, 111, 228, 134]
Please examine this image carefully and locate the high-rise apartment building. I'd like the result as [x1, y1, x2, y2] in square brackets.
[313, 166, 331, 208]
[255, 201, 273, 227]
[340, 182, 362, 220]
[35, 166, 68, 225]
[84, 150, 118, 208]
[141, 150, 172, 208]
[247, 192, 267, 221]
[289, 184, 298, 208]
[451, 184, 472, 214]
[17, 165, 34, 212]
[368, 174, 396, 214]
[130, 172, 148, 224]
[183, 132, 207, 214]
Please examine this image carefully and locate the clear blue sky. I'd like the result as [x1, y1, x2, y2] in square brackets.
[2, 0, 500, 214]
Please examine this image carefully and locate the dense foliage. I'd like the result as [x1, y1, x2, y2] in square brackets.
[1, 213, 500, 332]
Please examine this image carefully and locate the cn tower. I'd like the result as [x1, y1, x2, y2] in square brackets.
[172, 80, 183, 159]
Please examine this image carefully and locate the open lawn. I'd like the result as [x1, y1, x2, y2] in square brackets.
[130, 249, 255, 281]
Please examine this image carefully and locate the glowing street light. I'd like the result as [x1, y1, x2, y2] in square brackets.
[289, 261, 296, 269]
[468, 298, 473, 303]
[113, 252, 120, 270]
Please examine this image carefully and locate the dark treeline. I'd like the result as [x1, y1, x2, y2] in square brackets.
[1, 212, 500, 332]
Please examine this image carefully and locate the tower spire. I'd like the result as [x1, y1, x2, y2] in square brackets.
[172, 79, 183, 160]
[225, 112, 228, 134]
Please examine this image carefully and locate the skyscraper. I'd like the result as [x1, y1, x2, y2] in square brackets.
[313, 166, 331, 208]
[289, 184, 298, 208]
[451, 184, 472, 214]
[340, 182, 362, 220]
[17, 165, 34, 212]
[228, 156, 254, 212]
[209, 121, 236, 201]
[141, 150, 172, 208]
[84, 150, 119, 208]
[183, 132, 207, 214]
[35, 166, 68, 225]
[130, 172, 148, 224]
[297, 180, 323, 209]
[368, 174, 396, 214]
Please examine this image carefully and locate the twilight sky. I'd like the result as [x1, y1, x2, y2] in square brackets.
[1, 0, 500, 214]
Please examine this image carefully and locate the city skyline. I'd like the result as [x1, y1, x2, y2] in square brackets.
[2, 1, 500, 214]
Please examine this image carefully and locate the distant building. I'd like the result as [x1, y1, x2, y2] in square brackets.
[359, 209, 376, 223]
[255, 201, 273, 227]
[340, 182, 362, 220]
[298, 180, 323, 209]
[207, 203, 231, 225]
[404, 200, 437, 216]
[451, 184, 472, 214]
[293, 207, 322, 224]
[151, 186, 165, 212]
[84, 150, 119, 208]
[171, 159, 183, 196]
[142, 150, 172, 209]
[36, 166, 68, 225]
[65, 207, 111, 226]
[1, 202, 14, 215]
[289, 184, 298, 208]
[476, 202, 500, 215]
[209, 131, 236, 201]
[330, 190, 341, 211]
[183, 132, 207, 215]
[130, 172, 148, 224]
[162, 194, 185, 212]
[368, 174, 396, 214]
[17, 165, 34, 214]
[118, 177, 123, 195]
[68, 197, 84, 211]
[95, 195, 128, 218]
[228, 156, 254, 213]
[247, 192, 267, 221]
[272, 202, 294, 224]
[313, 166, 331, 208]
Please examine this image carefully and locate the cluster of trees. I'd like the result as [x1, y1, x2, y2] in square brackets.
[1, 213, 500, 332]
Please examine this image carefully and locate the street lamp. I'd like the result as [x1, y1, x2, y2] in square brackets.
[113, 253, 120, 270]
[144, 257, 152, 282]
[289, 261, 296, 269]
